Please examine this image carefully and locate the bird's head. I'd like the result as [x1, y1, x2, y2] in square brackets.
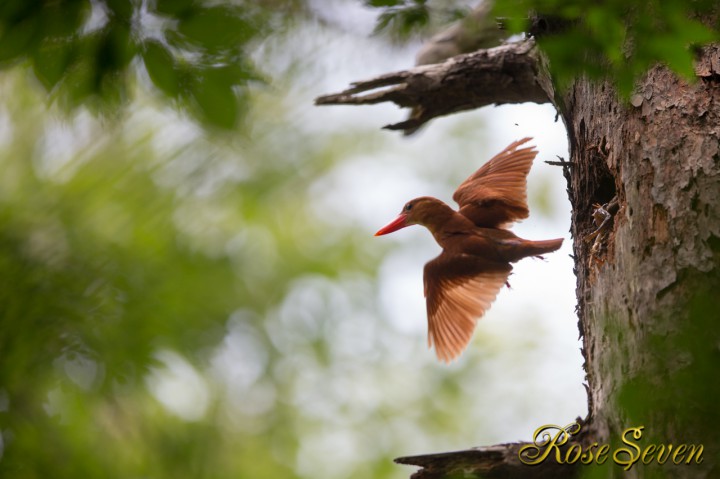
[375, 197, 448, 236]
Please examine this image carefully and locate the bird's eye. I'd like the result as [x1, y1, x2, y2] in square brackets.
[404, 203, 413, 212]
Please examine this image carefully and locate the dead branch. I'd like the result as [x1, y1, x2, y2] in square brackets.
[395, 442, 579, 479]
[315, 39, 551, 133]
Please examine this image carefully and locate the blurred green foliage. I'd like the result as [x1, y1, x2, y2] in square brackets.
[616, 287, 720, 476]
[0, 65, 570, 477]
[368, 0, 469, 39]
[0, 3, 586, 479]
[0, 0, 272, 129]
[369, 0, 719, 95]
[7, 0, 713, 130]
[0, 52, 535, 479]
[0, 66, 384, 476]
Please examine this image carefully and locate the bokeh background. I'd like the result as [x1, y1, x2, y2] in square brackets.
[0, 1, 586, 478]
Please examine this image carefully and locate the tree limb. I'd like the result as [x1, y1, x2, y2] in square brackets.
[315, 39, 551, 133]
[395, 441, 580, 479]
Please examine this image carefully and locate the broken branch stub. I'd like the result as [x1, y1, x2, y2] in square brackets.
[395, 441, 581, 479]
[315, 39, 551, 133]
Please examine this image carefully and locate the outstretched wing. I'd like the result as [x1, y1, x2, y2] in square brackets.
[453, 138, 537, 228]
[424, 252, 512, 362]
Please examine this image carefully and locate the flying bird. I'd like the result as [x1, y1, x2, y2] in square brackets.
[375, 138, 563, 362]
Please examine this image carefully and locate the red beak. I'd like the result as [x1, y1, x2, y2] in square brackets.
[375, 214, 409, 236]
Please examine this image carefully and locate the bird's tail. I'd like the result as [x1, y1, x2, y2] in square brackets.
[524, 238, 564, 257]
[498, 237, 564, 262]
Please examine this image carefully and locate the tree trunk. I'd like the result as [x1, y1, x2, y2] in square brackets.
[564, 49, 720, 478]
[317, 39, 720, 479]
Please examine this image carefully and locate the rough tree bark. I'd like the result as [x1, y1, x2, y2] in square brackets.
[315, 40, 548, 132]
[565, 47, 720, 479]
[317, 27, 720, 479]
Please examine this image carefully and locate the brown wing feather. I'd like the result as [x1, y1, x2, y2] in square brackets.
[424, 253, 512, 362]
[453, 138, 538, 228]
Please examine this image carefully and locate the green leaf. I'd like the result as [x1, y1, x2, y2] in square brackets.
[0, 13, 40, 63]
[372, 4, 429, 38]
[105, 0, 134, 21]
[671, 16, 716, 46]
[177, 6, 257, 50]
[585, 6, 625, 60]
[155, 0, 196, 16]
[96, 23, 135, 73]
[143, 41, 179, 97]
[0, 0, 43, 23]
[186, 68, 240, 129]
[32, 38, 75, 90]
[38, 0, 89, 39]
[60, 33, 102, 108]
[365, 0, 404, 7]
[648, 35, 697, 79]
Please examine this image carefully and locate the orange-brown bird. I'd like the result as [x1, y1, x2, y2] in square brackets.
[375, 138, 563, 362]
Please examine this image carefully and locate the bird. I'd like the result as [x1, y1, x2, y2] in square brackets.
[375, 138, 563, 362]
